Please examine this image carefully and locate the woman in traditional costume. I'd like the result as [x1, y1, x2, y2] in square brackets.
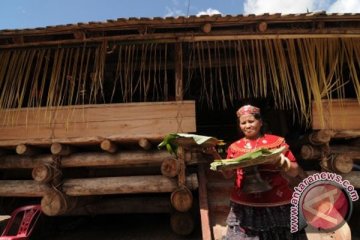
[223, 105, 307, 240]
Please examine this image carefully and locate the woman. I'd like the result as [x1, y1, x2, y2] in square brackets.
[223, 105, 307, 240]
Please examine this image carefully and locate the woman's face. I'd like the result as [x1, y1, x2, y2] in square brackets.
[239, 114, 262, 139]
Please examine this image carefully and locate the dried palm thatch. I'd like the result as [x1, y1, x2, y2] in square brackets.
[184, 38, 360, 125]
[0, 38, 359, 127]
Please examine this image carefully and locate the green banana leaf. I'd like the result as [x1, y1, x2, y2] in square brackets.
[210, 146, 287, 171]
[158, 133, 222, 156]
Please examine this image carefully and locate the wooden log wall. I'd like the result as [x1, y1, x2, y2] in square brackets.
[297, 98, 360, 199]
[0, 101, 201, 231]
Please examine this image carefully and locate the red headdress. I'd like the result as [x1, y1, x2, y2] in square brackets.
[236, 105, 261, 118]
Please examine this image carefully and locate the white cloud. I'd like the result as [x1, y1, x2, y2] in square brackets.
[196, 8, 222, 17]
[164, 6, 185, 17]
[328, 0, 360, 13]
[243, 0, 360, 14]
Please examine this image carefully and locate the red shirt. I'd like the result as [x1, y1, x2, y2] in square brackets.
[226, 134, 296, 206]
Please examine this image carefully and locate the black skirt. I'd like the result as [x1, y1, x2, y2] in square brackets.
[224, 201, 307, 240]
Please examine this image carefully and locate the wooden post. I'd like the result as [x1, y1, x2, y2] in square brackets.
[138, 138, 152, 150]
[16, 144, 39, 156]
[175, 43, 183, 101]
[51, 143, 74, 156]
[170, 186, 193, 212]
[100, 139, 118, 153]
[41, 190, 77, 216]
[161, 157, 180, 177]
[32, 162, 56, 183]
[198, 164, 212, 240]
[177, 146, 186, 186]
[301, 145, 323, 160]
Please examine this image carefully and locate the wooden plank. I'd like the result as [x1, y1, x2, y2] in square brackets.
[0, 101, 195, 126]
[0, 101, 196, 147]
[312, 99, 360, 130]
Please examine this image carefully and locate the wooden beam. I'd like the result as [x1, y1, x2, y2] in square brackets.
[0, 150, 188, 169]
[0, 155, 52, 169]
[60, 150, 173, 168]
[0, 174, 198, 197]
[63, 174, 198, 196]
[2, 32, 360, 49]
[0, 180, 49, 197]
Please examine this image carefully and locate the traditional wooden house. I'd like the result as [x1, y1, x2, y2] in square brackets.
[0, 12, 359, 239]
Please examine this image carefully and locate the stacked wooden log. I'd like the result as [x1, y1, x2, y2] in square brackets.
[0, 101, 203, 235]
[300, 99, 360, 187]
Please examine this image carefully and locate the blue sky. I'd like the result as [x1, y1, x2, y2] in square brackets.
[1, 0, 360, 30]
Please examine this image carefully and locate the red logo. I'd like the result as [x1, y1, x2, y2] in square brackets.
[301, 183, 349, 230]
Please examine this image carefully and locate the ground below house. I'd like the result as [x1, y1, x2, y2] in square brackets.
[33, 213, 202, 240]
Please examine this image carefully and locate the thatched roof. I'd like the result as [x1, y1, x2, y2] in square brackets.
[1, 12, 360, 47]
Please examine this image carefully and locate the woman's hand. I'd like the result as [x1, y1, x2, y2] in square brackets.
[272, 154, 291, 172]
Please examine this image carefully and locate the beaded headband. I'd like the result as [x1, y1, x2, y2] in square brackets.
[236, 105, 261, 118]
